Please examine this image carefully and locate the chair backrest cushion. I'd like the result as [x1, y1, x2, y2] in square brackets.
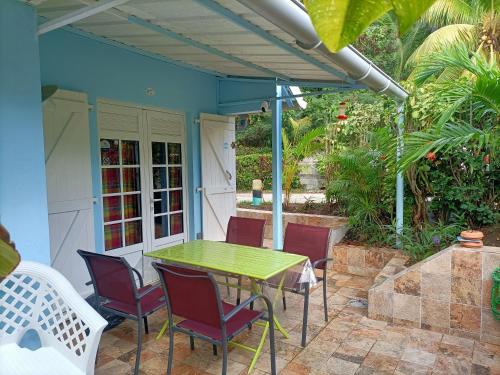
[78, 250, 136, 305]
[283, 223, 331, 269]
[154, 264, 222, 328]
[226, 216, 266, 247]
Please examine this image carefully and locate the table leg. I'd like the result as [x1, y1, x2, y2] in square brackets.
[156, 319, 169, 340]
[247, 273, 288, 373]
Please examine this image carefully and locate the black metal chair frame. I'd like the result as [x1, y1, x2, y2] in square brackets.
[78, 250, 165, 375]
[153, 262, 277, 375]
[281, 256, 333, 347]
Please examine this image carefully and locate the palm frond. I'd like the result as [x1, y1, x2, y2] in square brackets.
[406, 24, 476, 66]
[420, 0, 475, 27]
[399, 121, 490, 169]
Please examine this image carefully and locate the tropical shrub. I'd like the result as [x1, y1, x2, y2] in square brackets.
[325, 147, 396, 242]
[426, 149, 499, 227]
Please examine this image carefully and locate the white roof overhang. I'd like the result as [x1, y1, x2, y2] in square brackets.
[30, 0, 408, 100]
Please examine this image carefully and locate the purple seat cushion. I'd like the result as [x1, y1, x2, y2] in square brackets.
[103, 285, 164, 316]
[177, 301, 263, 341]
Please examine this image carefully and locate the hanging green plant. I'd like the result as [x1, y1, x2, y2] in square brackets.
[0, 224, 20, 281]
[304, 0, 437, 52]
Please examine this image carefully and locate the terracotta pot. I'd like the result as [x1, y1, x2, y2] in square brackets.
[461, 230, 484, 240]
[461, 240, 483, 248]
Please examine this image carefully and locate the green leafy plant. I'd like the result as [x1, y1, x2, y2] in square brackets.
[387, 221, 460, 261]
[0, 224, 20, 281]
[401, 43, 499, 169]
[325, 147, 395, 242]
[426, 149, 499, 227]
[282, 119, 324, 207]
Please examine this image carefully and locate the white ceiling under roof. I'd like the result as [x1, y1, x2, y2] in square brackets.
[30, 0, 358, 85]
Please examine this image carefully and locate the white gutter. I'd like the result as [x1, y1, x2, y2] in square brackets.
[237, 0, 408, 100]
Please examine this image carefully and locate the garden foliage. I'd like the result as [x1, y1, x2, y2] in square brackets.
[236, 2, 498, 261]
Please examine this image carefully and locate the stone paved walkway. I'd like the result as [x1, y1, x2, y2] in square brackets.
[95, 271, 500, 375]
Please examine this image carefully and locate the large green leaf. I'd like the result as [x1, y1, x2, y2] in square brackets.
[304, 0, 437, 52]
[0, 237, 20, 281]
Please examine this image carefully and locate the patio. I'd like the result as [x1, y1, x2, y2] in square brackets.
[94, 269, 500, 375]
[1, 1, 498, 375]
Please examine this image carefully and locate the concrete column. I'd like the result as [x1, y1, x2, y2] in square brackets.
[271, 85, 283, 249]
[0, 0, 50, 263]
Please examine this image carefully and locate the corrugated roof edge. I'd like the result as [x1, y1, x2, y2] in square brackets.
[238, 0, 408, 100]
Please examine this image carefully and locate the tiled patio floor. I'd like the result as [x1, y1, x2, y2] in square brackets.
[95, 272, 500, 375]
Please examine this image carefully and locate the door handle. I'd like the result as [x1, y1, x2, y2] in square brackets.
[225, 170, 232, 180]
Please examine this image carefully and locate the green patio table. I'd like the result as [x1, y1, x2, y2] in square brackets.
[145, 239, 309, 372]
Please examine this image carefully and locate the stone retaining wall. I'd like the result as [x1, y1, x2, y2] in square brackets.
[332, 244, 408, 278]
[368, 244, 500, 344]
[236, 208, 348, 250]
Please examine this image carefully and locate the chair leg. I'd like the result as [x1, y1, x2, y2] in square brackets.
[134, 319, 143, 375]
[213, 344, 218, 356]
[143, 316, 149, 334]
[221, 341, 228, 375]
[322, 269, 328, 322]
[225, 276, 231, 297]
[236, 276, 242, 305]
[268, 313, 277, 375]
[167, 327, 174, 375]
[282, 290, 287, 310]
[189, 336, 195, 350]
[301, 284, 310, 347]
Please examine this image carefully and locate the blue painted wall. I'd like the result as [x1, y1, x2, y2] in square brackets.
[0, 0, 51, 263]
[218, 79, 276, 114]
[39, 29, 219, 251]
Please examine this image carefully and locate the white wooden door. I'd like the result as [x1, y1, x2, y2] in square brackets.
[43, 90, 94, 296]
[200, 113, 236, 241]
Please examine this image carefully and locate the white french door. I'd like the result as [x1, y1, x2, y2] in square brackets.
[98, 101, 187, 282]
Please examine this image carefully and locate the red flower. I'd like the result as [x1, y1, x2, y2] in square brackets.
[426, 151, 436, 161]
[483, 154, 490, 164]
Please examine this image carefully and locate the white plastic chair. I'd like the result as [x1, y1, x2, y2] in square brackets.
[0, 261, 107, 375]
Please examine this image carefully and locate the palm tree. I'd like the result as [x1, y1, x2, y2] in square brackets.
[400, 43, 499, 169]
[407, 0, 499, 68]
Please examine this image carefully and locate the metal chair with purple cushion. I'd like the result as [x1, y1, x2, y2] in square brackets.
[77, 250, 165, 375]
[152, 262, 276, 375]
[268, 223, 332, 347]
[226, 216, 266, 247]
[224, 216, 266, 304]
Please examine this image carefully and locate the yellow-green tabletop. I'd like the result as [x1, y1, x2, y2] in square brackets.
[145, 240, 307, 280]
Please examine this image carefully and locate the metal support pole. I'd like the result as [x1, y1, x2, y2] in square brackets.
[395, 102, 405, 247]
[272, 85, 283, 249]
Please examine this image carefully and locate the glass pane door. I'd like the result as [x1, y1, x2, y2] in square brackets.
[151, 141, 184, 242]
[100, 139, 143, 251]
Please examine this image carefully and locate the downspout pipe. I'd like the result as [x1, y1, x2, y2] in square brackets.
[237, 0, 408, 100]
